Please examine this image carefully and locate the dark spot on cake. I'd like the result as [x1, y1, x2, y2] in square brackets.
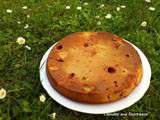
[126, 54, 130, 57]
[119, 92, 123, 97]
[84, 43, 89, 47]
[89, 49, 97, 57]
[56, 58, 64, 62]
[84, 39, 94, 47]
[113, 81, 118, 87]
[107, 95, 110, 99]
[106, 88, 109, 91]
[82, 76, 87, 80]
[122, 69, 127, 73]
[107, 67, 116, 73]
[114, 90, 120, 94]
[56, 45, 63, 50]
[68, 73, 75, 79]
[115, 64, 119, 67]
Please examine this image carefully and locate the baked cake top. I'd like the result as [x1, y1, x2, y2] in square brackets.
[47, 32, 142, 100]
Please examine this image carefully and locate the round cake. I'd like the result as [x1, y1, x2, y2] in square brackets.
[46, 32, 143, 104]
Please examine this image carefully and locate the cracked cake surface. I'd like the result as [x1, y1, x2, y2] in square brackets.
[46, 32, 143, 104]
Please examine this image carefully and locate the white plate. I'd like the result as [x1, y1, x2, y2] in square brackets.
[39, 41, 151, 114]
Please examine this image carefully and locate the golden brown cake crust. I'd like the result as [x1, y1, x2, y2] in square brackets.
[46, 32, 143, 104]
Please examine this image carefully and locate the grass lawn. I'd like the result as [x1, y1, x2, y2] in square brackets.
[0, 0, 160, 120]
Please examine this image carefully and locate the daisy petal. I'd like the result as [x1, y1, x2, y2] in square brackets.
[141, 21, 147, 27]
[39, 94, 46, 102]
[22, 6, 28, 9]
[6, 9, 12, 13]
[105, 14, 112, 19]
[149, 7, 155, 11]
[16, 37, 25, 45]
[77, 6, 82, 10]
[66, 6, 70, 9]
[0, 88, 7, 99]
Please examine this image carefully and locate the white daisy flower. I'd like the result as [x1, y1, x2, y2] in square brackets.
[100, 4, 104, 8]
[25, 45, 31, 50]
[39, 94, 46, 102]
[145, 0, 151, 3]
[17, 21, 21, 24]
[27, 15, 30, 18]
[77, 6, 82, 10]
[95, 15, 100, 19]
[16, 37, 25, 45]
[141, 21, 147, 27]
[6, 9, 12, 13]
[84, 2, 88, 6]
[66, 6, 70, 9]
[0, 88, 7, 99]
[24, 24, 29, 29]
[105, 14, 112, 19]
[97, 21, 101, 25]
[22, 6, 28, 9]
[116, 7, 120, 11]
[121, 5, 126, 8]
[149, 7, 155, 11]
[49, 112, 56, 119]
